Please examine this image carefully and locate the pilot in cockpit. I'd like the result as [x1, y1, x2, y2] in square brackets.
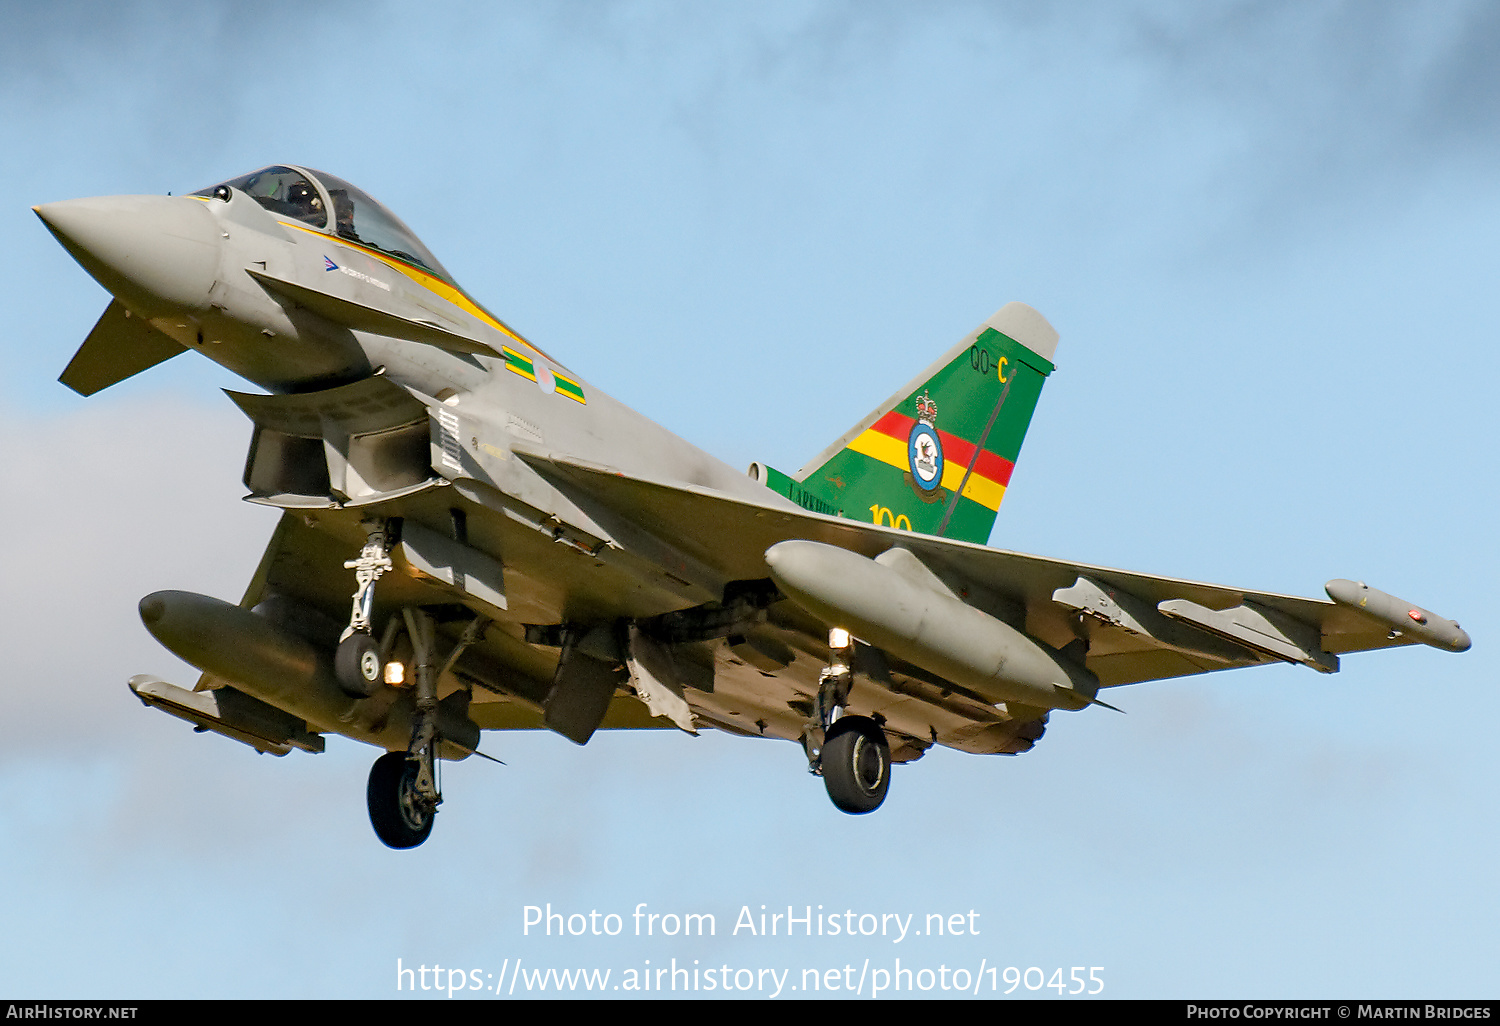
[329, 189, 358, 243]
[285, 180, 324, 223]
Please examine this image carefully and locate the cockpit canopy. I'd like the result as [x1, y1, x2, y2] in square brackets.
[194, 165, 453, 282]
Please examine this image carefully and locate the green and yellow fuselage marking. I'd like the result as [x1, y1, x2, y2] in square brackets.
[285, 221, 587, 404]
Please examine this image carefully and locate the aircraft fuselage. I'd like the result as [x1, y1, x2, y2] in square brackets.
[37, 164, 1470, 849]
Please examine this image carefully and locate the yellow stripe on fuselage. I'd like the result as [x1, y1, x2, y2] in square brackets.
[283, 222, 557, 365]
[846, 428, 1007, 511]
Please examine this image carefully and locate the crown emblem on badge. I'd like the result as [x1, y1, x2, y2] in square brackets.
[915, 391, 938, 425]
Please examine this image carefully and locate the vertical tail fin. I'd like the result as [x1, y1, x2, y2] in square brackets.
[757, 303, 1057, 545]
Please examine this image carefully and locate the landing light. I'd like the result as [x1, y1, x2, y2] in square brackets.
[384, 661, 405, 685]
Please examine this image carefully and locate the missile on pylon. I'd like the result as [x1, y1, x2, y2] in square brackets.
[764, 540, 1100, 711]
[1324, 579, 1472, 652]
[137, 590, 479, 756]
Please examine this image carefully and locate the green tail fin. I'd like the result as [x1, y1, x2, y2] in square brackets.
[756, 303, 1058, 545]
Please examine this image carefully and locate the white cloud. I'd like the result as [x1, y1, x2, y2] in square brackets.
[0, 395, 276, 753]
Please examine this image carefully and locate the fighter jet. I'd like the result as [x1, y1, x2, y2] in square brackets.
[34, 165, 1471, 849]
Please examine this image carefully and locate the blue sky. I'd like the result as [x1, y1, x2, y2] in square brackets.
[1, 1, 1496, 999]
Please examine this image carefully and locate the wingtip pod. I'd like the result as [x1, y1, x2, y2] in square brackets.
[1324, 579, 1471, 652]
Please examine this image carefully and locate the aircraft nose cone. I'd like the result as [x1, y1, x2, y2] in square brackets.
[138, 593, 167, 626]
[34, 195, 219, 318]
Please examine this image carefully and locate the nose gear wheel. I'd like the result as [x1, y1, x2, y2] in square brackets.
[335, 632, 383, 698]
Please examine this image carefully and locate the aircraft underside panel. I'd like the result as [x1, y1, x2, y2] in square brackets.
[204, 447, 1433, 765]
[216, 471, 1052, 759]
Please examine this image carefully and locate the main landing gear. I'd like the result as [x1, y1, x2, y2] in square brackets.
[803, 628, 891, 815]
[821, 717, 890, 814]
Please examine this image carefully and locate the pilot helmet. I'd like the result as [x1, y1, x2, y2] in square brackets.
[288, 180, 322, 213]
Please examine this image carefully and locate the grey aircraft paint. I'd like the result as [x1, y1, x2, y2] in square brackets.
[33, 165, 1472, 848]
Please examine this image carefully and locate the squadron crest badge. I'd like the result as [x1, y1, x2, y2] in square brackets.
[907, 390, 944, 494]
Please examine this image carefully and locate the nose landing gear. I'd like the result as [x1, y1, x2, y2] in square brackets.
[335, 519, 393, 699]
[335, 632, 384, 698]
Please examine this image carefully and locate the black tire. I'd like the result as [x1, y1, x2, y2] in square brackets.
[335, 633, 383, 698]
[821, 716, 890, 815]
[367, 752, 434, 849]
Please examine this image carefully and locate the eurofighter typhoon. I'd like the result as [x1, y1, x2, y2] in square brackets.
[34, 166, 1471, 848]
